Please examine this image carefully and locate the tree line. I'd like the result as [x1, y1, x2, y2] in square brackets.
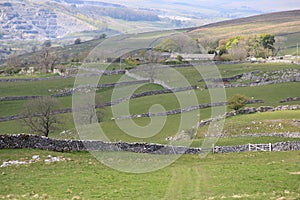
[215, 34, 277, 60]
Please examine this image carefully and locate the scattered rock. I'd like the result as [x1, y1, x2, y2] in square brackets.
[45, 155, 67, 163]
[32, 155, 40, 160]
[0, 154, 69, 167]
[277, 197, 287, 200]
[66, 189, 73, 194]
[0, 160, 27, 168]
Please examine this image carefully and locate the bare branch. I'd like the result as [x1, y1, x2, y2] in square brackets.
[22, 97, 63, 137]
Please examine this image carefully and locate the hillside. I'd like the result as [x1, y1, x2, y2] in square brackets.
[0, 1, 98, 40]
[0, 0, 199, 42]
[2, 9, 300, 66]
[2, 0, 287, 42]
[188, 9, 300, 55]
[0, 0, 161, 41]
[0, 0, 203, 59]
[3, 2, 300, 59]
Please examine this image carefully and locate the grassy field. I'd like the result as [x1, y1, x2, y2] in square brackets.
[0, 108, 299, 147]
[208, 110, 300, 136]
[0, 149, 299, 199]
[2, 60, 296, 91]
[0, 62, 299, 147]
[0, 63, 299, 141]
[0, 74, 128, 97]
[1, 80, 299, 118]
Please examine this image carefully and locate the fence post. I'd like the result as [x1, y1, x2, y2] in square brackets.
[269, 143, 272, 152]
[212, 144, 215, 154]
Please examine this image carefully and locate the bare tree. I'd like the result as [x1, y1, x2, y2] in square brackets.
[197, 36, 218, 53]
[75, 93, 104, 124]
[74, 38, 81, 45]
[43, 40, 52, 48]
[37, 47, 60, 73]
[22, 97, 63, 137]
[7, 54, 23, 68]
[32, 45, 37, 53]
[228, 42, 248, 61]
[172, 34, 199, 53]
[146, 51, 160, 83]
[5, 54, 25, 75]
[148, 64, 156, 83]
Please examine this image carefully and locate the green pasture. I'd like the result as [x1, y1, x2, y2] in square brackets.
[0, 109, 299, 146]
[119, 82, 300, 116]
[0, 149, 299, 199]
[0, 62, 299, 144]
[0, 74, 129, 97]
[197, 110, 300, 137]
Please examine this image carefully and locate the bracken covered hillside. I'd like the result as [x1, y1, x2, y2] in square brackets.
[189, 9, 300, 55]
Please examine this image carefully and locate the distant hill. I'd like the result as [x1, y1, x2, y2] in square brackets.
[1, 0, 278, 42]
[26, 9, 300, 64]
[3, 8, 300, 64]
[188, 10, 300, 55]
[0, 0, 162, 41]
[190, 9, 300, 30]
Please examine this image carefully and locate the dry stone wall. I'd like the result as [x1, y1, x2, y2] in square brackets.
[206, 77, 300, 89]
[114, 100, 263, 120]
[0, 134, 299, 154]
[213, 141, 300, 153]
[0, 70, 126, 83]
[0, 134, 201, 154]
[280, 97, 300, 103]
[198, 105, 300, 129]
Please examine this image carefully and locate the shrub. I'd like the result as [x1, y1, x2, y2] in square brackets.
[208, 49, 216, 54]
[220, 54, 233, 61]
[176, 55, 183, 62]
[5, 67, 21, 75]
[125, 57, 139, 66]
[227, 94, 249, 111]
[71, 58, 80, 63]
[74, 38, 81, 45]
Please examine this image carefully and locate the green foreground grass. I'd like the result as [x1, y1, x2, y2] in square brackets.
[0, 149, 299, 199]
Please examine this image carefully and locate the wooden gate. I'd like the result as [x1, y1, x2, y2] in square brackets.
[248, 143, 272, 152]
